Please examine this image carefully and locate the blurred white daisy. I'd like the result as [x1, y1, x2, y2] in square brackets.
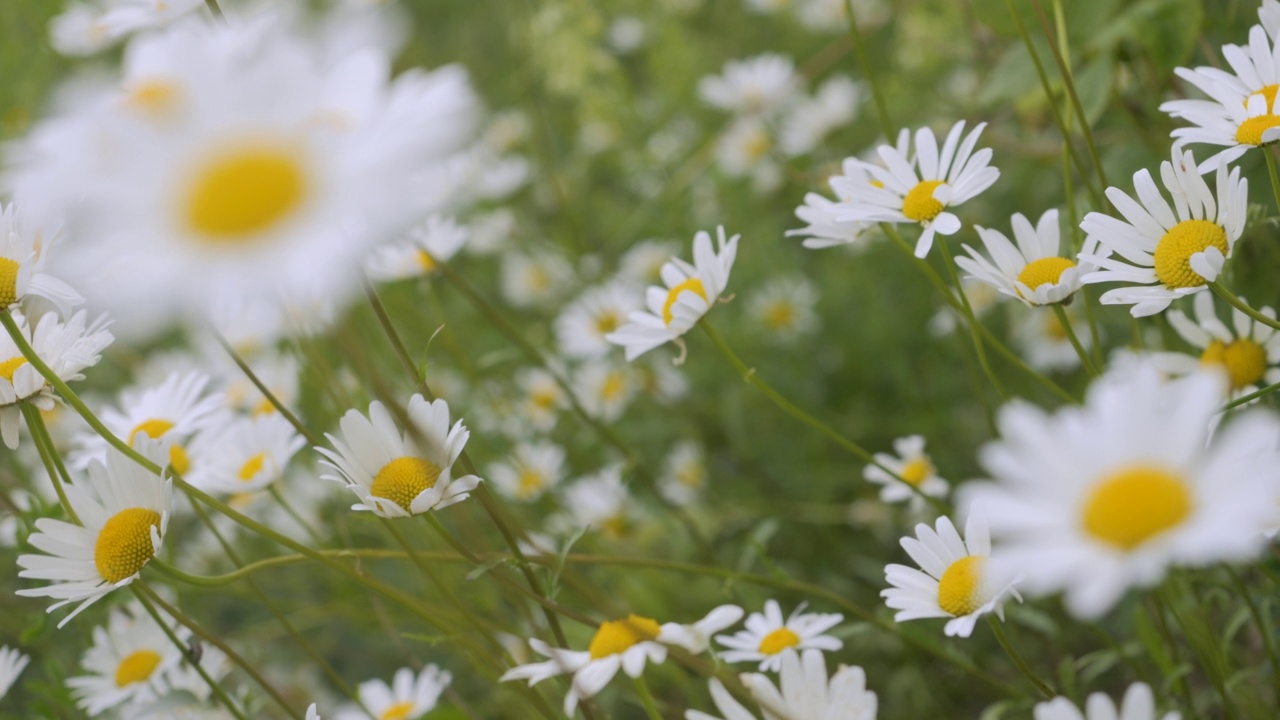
[318, 394, 482, 518]
[618, 239, 680, 286]
[1152, 292, 1280, 397]
[863, 435, 949, 510]
[835, 121, 1000, 258]
[365, 215, 469, 283]
[658, 441, 708, 506]
[335, 665, 451, 720]
[748, 276, 819, 342]
[636, 354, 690, 404]
[500, 250, 574, 309]
[715, 600, 843, 672]
[687, 649, 878, 720]
[928, 278, 999, 337]
[787, 142, 906, 250]
[515, 367, 565, 434]
[561, 465, 634, 538]
[698, 54, 798, 116]
[0, 202, 82, 316]
[956, 210, 1096, 306]
[217, 350, 301, 417]
[0, 646, 30, 699]
[50, 0, 205, 57]
[66, 601, 186, 716]
[796, 0, 888, 32]
[573, 361, 638, 423]
[1010, 304, 1091, 373]
[961, 362, 1280, 619]
[488, 441, 566, 502]
[1080, 147, 1246, 317]
[555, 280, 642, 360]
[779, 75, 861, 156]
[715, 117, 782, 194]
[606, 226, 739, 362]
[188, 413, 305, 494]
[1034, 682, 1178, 720]
[18, 443, 173, 626]
[1265, 0, 1280, 38]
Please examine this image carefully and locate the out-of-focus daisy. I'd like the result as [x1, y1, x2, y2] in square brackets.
[1035, 682, 1178, 720]
[466, 208, 515, 255]
[658, 441, 708, 506]
[318, 394, 482, 518]
[606, 226, 739, 362]
[618, 239, 679, 286]
[334, 665, 451, 720]
[881, 514, 1020, 638]
[836, 121, 1000, 258]
[573, 361, 638, 423]
[365, 215, 469, 283]
[962, 362, 1280, 618]
[607, 16, 647, 55]
[779, 76, 861, 156]
[747, 276, 819, 342]
[687, 649, 878, 720]
[561, 466, 634, 538]
[555, 281, 641, 360]
[788, 145, 903, 250]
[18, 443, 172, 626]
[698, 54, 798, 116]
[162, 643, 229, 704]
[1152, 292, 1280, 397]
[1080, 147, 1246, 317]
[714, 117, 782, 194]
[218, 350, 301, 417]
[0, 203, 81, 315]
[796, 0, 888, 32]
[0, 646, 30, 699]
[188, 414, 305, 494]
[515, 367, 565, 434]
[50, 0, 204, 56]
[636, 354, 690, 404]
[1011, 304, 1091, 373]
[66, 601, 186, 716]
[863, 435, 949, 510]
[488, 441, 566, 502]
[715, 600, 843, 672]
[500, 250, 574, 309]
[955, 210, 1095, 306]
[0, 310, 113, 450]
[501, 607, 742, 716]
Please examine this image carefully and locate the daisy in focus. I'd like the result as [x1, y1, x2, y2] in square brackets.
[1034, 682, 1178, 720]
[961, 362, 1280, 618]
[1079, 147, 1246, 317]
[835, 121, 1000, 258]
[715, 600, 843, 672]
[687, 649, 878, 720]
[488, 440, 567, 502]
[787, 146, 903, 250]
[606, 226, 739, 362]
[0, 202, 82, 315]
[955, 209, 1096, 306]
[335, 665, 451, 720]
[1152, 292, 1280, 398]
[318, 394, 482, 518]
[862, 435, 949, 510]
[365, 215, 469, 283]
[66, 600, 187, 716]
[0, 646, 30, 699]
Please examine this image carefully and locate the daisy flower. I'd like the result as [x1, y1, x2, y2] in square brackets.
[572, 361, 638, 423]
[187, 413, 305, 494]
[515, 367, 566, 434]
[500, 250, 574, 309]
[955, 209, 1096, 306]
[0, 309, 113, 450]
[881, 514, 1021, 638]
[318, 394, 482, 518]
[835, 121, 1000, 258]
[1035, 682, 1178, 720]
[217, 350, 301, 417]
[560, 466, 635, 539]
[687, 649, 878, 720]
[698, 54, 798, 116]
[335, 665, 451, 720]
[555, 280, 642, 360]
[606, 226, 739, 362]
[658, 441, 708, 506]
[0, 646, 30, 699]
[1152, 291, 1280, 397]
[66, 601, 187, 716]
[747, 276, 819, 342]
[862, 435, 949, 510]
[1265, 0, 1280, 38]
[365, 215, 469, 283]
[0, 202, 82, 315]
[714, 117, 782, 194]
[961, 362, 1280, 619]
[488, 441, 567, 502]
[18, 442, 173, 626]
[618, 239, 679, 286]
[715, 600, 843, 672]
[50, 0, 205, 57]
[1010, 303, 1092, 373]
[1079, 147, 1246, 317]
[501, 606, 743, 716]
[779, 75, 861, 156]
[787, 142, 907, 250]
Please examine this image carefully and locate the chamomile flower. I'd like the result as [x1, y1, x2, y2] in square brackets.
[787, 147, 902, 250]
[1265, 0, 1280, 38]
[606, 226, 739, 362]
[555, 281, 642, 360]
[500, 250, 574, 309]
[748, 276, 819, 342]
[561, 465, 634, 538]
[0, 310, 113, 450]
[715, 117, 782, 194]
[488, 441, 567, 502]
[1035, 683, 1178, 720]
[1011, 304, 1092, 373]
[715, 600, 843, 672]
[318, 394, 482, 518]
[0, 646, 30, 699]
[698, 54, 798, 116]
[573, 361, 638, 423]
[0, 203, 81, 315]
[1152, 291, 1280, 397]
[515, 367, 566, 434]
[50, 0, 205, 56]
[335, 665, 451, 720]
[66, 601, 186, 716]
[779, 75, 861, 156]
[961, 362, 1280, 618]
[687, 649, 878, 720]
[188, 414, 305, 494]
[881, 514, 1020, 638]
[218, 350, 301, 417]
[365, 215, 469, 283]
[17, 443, 173, 626]
[863, 435, 949, 510]
[1080, 147, 1246, 317]
[618, 239, 680, 286]
[835, 121, 1000, 258]
[658, 441, 708, 506]
[955, 210, 1096, 306]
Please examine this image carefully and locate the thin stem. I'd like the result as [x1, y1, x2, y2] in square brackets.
[267, 484, 324, 546]
[1051, 304, 1097, 376]
[633, 675, 664, 720]
[937, 235, 1007, 401]
[1145, 594, 1196, 715]
[986, 616, 1055, 699]
[212, 331, 322, 447]
[364, 279, 433, 399]
[1226, 566, 1280, 690]
[1266, 149, 1280, 216]
[20, 404, 79, 524]
[844, 0, 892, 139]
[1210, 282, 1280, 332]
[203, 0, 224, 19]
[1223, 379, 1280, 410]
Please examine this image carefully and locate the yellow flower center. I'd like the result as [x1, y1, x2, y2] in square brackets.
[517, 468, 545, 498]
[184, 145, 308, 243]
[1153, 219, 1228, 289]
[595, 310, 620, 335]
[126, 79, 181, 117]
[676, 464, 704, 488]
[1017, 257, 1075, 293]
[370, 456, 442, 512]
[743, 128, 772, 160]
[601, 372, 627, 402]
[1200, 339, 1267, 391]
[128, 419, 188, 474]
[1237, 84, 1280, 146]
[1082, 466, 1192, 550]
[379, 702, 416, 720]
[252, 397, 277, 416]
[662, 278, 708, 325]
[899, 458, 932, 486]
[937, 555, 986, 616]
[168, 444, 191, 476]
[114, 649, 163, 688]
[238, 452, 266, 482]
[588, 615, 662, 659]
[602, 514, 629, 538]
[0, 257, 19, 306]
[902, 180, 946, 223]
[0, 356, 27, 383]
[94, 507, 162, 583]
[415, 249, 437, 273]
[758, 627, 800, 655]
[764, 302, 795, 330]
[531, 388, 559, 410]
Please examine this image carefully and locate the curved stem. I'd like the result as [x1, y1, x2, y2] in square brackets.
[1210, 282, 1280, 332]
[937, 235, 1007, 401]
[212, 330, 322, 447]
[1050, 304, 1097, 377]
[20, 404, 79, 524]
[632, 675, 664, 720]
[986, 616, 1055, 699]
[1223, 379, 1280, 410]
[1266, 149, 1280, 217]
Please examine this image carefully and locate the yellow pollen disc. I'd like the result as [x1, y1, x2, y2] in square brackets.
[1153, 219, 1228, 289]
[662, 278, 708, 325]
[676, 465, 704, 488]
[1017, 257, 1075, 292]
[902, 180, 946, 223]
[238, 452, 266, 482]
[114, 650, 162, 688]
[1200, 339, 1267, 391]
[129, 419, 175, 446]
[758, 627, 801, 655]
[1043, 312, 1069, 341]
[764, 302, 795, 330]
[587, 615, 662, 659]
[168, 444, 191, 476]
[370, 456, 442, 512]
[595, 311, 620, 335]
[870, 180, 885, 189]
[0, 257, 19, 306]
[601, 372, 626, 401]
[937, 555, 986, 616]
[1082, 466, 1192, 550]
[379, 702, 416, 720]
[0, 356, 27, 383]
[531, 389, 558, 410]
[602, 514, 628, 538]
[516, 468, 544, 498]
[252, 397, 277, 416]
[1238, 85, 1280, 146]
[94, 507, 162, 583]
[126, 80, 180, 117]
[415, 249, 437, 273]
[185, 145, 308, 242]
[744, 130, 771, 160]
[899, 458, 932, 486]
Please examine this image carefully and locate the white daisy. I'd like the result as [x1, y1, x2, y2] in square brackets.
[715, 600, 843, 672]
[500, 249, 574, 309]
[17, 442, 173, 626]
[0, 202, 82, 316]
[216, 350, 301, 417]
[1079, 147, 1247, 317]
[714, 117, 782, 194]
[635, 354, 690, 404]
[514, 367, 565, 434]
[687, 649, 878, 720]
[187, 413, 305, 494]
[560, 465, 634, 539]
[66, 600, 187, 716]
[0, 309, 113, 450]
[606, 226, 739, 362]
[318, 394, 482, 518]
[1035, 682, 1179, 720]
[1152, 291, 1280, 397]
[747, 276, 819, 342]
[50, 0, 205, 57]
[779, 75, 861, 156]
[1265, 0, 1280, 38]
[365, 215, 470, 283]
[835, 121, 1000, 258]
[955, 210, 1097, 306]
[555, 280, 642, 360]
[0, 646, 30, 699]
[334, 665, 451, 720]
[698, 54, 798, 117]
[961, 362, 1280, 619]
[488, 441, 567, 502]
[787, 141, 907, 250]
[862, 435, 949, 510]
[1010, 303, 1092, 373]
[573, 361, 638, 423]
[658, 441, 708, 506]
[618, 239, 680, 286]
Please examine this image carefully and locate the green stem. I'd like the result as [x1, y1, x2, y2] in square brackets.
[632, 675, 664, 720]
[1051, 304, 1096, 376]
[1223, 380, 1280, 410]
[20, 404, 79, 524]
[1266, 149, 1280, 217]
[844, 0, 892, 139]
[986, 616, 1055, 699]
[212, 331, 322, 447]
[203, 0, 224, 19]
[937, 235, 1007, 401]
[267, 484, 324, 546]
[1210, 282, 1280, 332]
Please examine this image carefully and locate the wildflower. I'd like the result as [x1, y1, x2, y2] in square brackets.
[561, 466, 635, 538]
[0, 646, 30, 699]
[0, 203, 82, 315]
[715, 600, 843, 672]
[788, 148, 899, 250]
[573, 361, 638, 422]
[488, 441, 567, 502]
[50, 0, 204, 56]
[66, 601, 186, 715]
[618, 239, 680, 286]
[187, 414, 305, 494]
[500, 250, 574, 309]
[1010, 304, 1092, 373]
[335, 665, 451, 720]
[555, 281, 642, 360]
[687, 649, 878, 720]
[747, 276, 819, 342]
[863, 435, 949, 510]
[714, 117, 782, 193]
[955, 210, 1096, 306]
[1152, 292, 1280, 398]
[515, 367, 566, 433]
[779, 76, 861, 156]
[659, 441, 708, 506]
[365, 215, 469, 283]
[1034, 683, 1178, 720]
[698, 54, 798, 116]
